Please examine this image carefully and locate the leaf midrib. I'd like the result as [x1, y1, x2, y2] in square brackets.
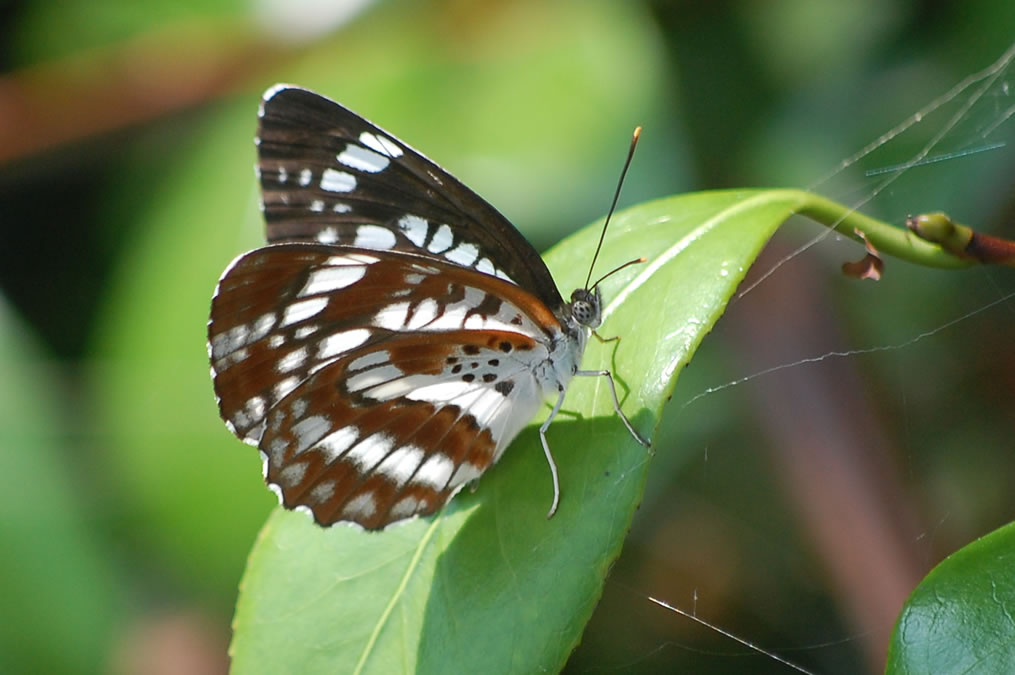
[353, 517, 443, 674]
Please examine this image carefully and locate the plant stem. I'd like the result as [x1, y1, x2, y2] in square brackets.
[773, 189, 974, 270]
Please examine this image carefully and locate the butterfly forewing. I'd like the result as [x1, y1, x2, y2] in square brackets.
[257, 86, 564, 310]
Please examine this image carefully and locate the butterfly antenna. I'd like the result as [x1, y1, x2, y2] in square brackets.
[590, 257, 647, 290]
[584, 126, 642, 291]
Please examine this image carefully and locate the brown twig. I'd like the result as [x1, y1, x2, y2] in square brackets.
[0, 20, 291, 165]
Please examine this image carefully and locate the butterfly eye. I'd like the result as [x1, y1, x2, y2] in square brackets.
[569, 288, 602, 328]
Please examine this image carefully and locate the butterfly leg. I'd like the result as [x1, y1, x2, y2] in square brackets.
[591, 329, 618, 345]
[575, 369, 652, 448]
[539, 386, 566, 519]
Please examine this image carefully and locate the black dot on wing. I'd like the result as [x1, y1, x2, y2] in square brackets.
[488, 359, 499, 366]
[462, 373, 475, 383]
[482, 373, 496, 383]
[447, 356, 458, 364]
[463, 345, 480, 356]
[498, 341, 512, 353]
[495, 380, 514, 395]
[451, 364, 462, 374]
[470, 362, 479, 369]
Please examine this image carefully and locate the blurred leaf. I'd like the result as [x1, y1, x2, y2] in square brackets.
[886, 521, 1015, 674]
[90, 96, 276, 599]
[0, 300, 121, 675]
[11, 0, 246, 63]
[230, 189, 822, 673]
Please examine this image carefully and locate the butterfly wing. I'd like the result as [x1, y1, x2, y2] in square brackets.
[257, 85, 565, 313]
[209, 244, 560, 528]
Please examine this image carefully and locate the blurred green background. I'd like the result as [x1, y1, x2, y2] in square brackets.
[1, 1, 1013, 673]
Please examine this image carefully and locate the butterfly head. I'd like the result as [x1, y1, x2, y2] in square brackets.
[569, 287, 603, 329]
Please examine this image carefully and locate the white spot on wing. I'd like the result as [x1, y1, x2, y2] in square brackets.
[278, 347, 308, 373]
[398, 214, 429, 247]
[389, 496, 420, 519]
[247, 396, 266, 420]
[345, 433, 394, 471]
[436, 287, 536, 333]
[328, 252, 379, 266]
[277, 167, 288, 183]
[250, 313, 277, 342]
[317, 226, 339, 244]
[279, 462, 307, 487]
[231, 409, 250, 430]
[374, 445, 425, 487]
[349, 351, 389, 372]
[320, 168, 357, 192]
[373, 301, 411, 330]
[267, 436, 288, 465]
[215, 346, 250, 371]
[407, 298, 439, 329]
[449, 461, 483, 488]
[347, 365, 402, 394]
[300, 266, 367, 296]
[428, 224, 453, 253]
[445, 242, 479, 267]
[359, 132, 404, 158]
[476, 257, 496, 276]
[212, 323, 249, 358]
[337, 144, 391, 173]
[365, 378, 417, 400]
[309, 480, 336, 504]
[290, 397, 308, 419]
[318, 328, 371, 359]
[414, 453, 455, 489]
[292, 414, 331, 453]
[407, 381, 511, 430]
[315, 427, 358, 462]
[309, 199, 325, 212]
[274, 376, 299, 401]
[354, 225, 397, 249]
[281, 297, 328, 326]
[299, 168, 312, 186]
[209, 333, 229, 359]
[342, 492, 378, 519]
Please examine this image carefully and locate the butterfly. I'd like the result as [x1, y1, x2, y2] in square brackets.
[208, 85, 650, 530]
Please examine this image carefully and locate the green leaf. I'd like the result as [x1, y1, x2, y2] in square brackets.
[231, 188, 825, 673]
[886, 521, 1015, 674]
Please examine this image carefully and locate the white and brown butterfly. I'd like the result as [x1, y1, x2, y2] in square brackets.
[208, 85, 649, 530]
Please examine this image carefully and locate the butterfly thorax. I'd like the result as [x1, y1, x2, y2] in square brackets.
[532, 285, 601, 400]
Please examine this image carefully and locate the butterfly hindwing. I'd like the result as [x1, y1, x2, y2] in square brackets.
[209, 243, 563, 527]
[257, 329, 546, 529]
